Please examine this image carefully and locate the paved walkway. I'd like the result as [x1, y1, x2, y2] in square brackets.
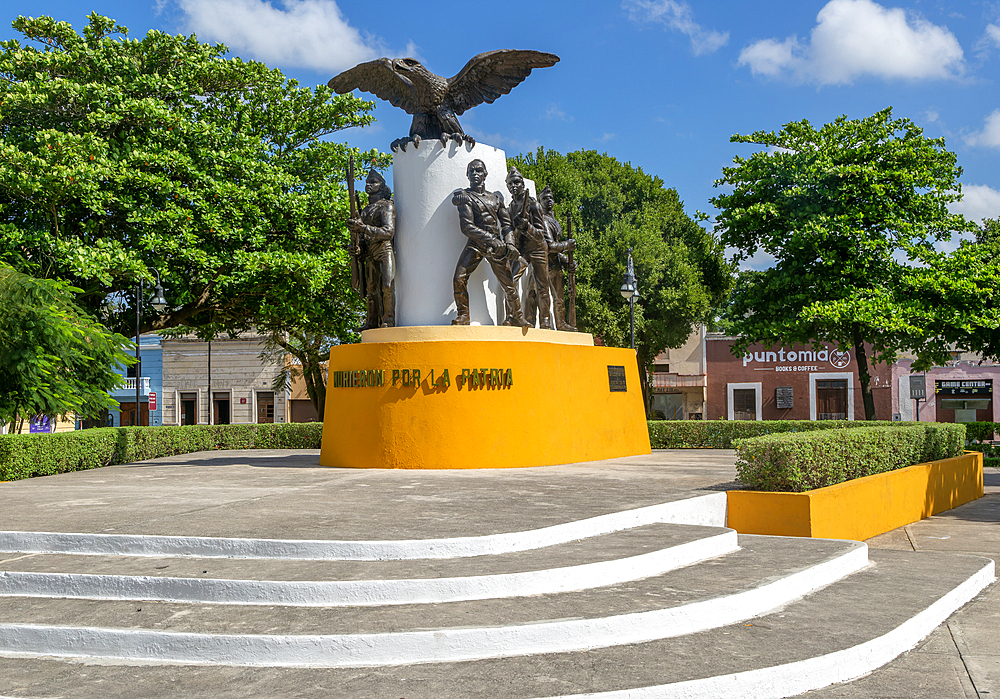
[0, 450, 995, 698]
[809, 465, 1000, 698]
[0, 449, 739, 539]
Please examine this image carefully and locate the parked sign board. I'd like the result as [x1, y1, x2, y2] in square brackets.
[908, 375, 926, 400]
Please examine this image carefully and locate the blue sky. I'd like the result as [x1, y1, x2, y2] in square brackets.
[5, 0, 1000, 261]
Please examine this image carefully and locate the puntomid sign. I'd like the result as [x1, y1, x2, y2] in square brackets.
[741, 346, 852, 371]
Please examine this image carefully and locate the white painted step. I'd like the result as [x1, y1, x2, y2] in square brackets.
[0, 536, 867, 667]
[0, 493, 727, 560]
[0, 524, 738, 606]
[0, 550, 984, 699]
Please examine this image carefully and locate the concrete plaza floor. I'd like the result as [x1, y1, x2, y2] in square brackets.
[0, 449, 995, 697]
[807, 463, 1000, 698]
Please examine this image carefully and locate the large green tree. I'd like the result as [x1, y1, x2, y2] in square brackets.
[509, 148, 732, 413]
[0, 13, 388, 418]
[872, 218, 1000, 368]
[712, 108, 976, 420]
[0, 265, 133, 432]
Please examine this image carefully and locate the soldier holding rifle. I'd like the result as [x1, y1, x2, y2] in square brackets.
[345, 159, 396, 329]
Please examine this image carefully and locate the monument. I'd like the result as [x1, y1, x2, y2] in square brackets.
[319, 50, 650, 469]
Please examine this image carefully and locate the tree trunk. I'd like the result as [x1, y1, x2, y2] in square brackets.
[303, 357, 326, 422]
[852, 325, 876, 421]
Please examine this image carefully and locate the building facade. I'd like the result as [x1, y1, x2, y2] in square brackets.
[104, 334, 163, 428]
[159, 334, 287, 426]
[705, 334, 894, 421]
[649, 326, 707, 420]
[892, 354, 998, 423]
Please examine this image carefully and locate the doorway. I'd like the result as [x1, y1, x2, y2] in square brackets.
[732, 389, 757, 421]
[119, 402, 149, 427]
[256, 392, 275, 424]
[180, 393, 198, 425]
[213, 392, 231, 425]
[816, 379, 848, 420]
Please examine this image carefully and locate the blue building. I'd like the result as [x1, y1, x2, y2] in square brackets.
[106, 334, 164, 427]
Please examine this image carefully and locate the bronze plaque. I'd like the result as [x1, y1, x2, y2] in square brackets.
[608, 366, 627, 392]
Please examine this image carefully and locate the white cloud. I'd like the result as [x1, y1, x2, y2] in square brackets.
[965, 109, 1000, 150]
[176, 0, 384, 73]
[543, 103, 573, 122]
[738, 0, 965, 85]
[950, 184, 1000, 224]
[624, 0, 729, 56]
[987, 24, 1000, 47]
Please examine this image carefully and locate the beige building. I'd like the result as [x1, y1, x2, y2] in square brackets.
[650, 325, 707, 420]
[160, 334, 287, 426]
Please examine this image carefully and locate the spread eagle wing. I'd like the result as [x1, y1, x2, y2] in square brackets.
[444, 50, 559, 116]
[327, 58, 421, 115]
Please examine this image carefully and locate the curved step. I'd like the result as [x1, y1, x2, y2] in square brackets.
[0, 551, 983, 699]
[0, 493, 726, 561]
[532, 553, 996, 699]
[0, 526, 738, 606]
[0, 537, 868, 667]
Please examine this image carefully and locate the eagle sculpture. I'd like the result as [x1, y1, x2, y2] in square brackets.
[328, 49, 559, 151]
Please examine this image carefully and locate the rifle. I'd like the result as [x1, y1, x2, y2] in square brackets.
[566, 212, 577, 329]
[346, 155, 364, 295]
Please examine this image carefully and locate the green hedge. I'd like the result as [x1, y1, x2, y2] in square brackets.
[986, 458, 1000, 469]
[0, 423, 324, 482]
[647, 419, 911, 449]
[734, 423, 966, 492]
[965, 422, 1000, 443]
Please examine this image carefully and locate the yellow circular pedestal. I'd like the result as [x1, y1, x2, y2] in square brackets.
[319, 328, 650, 469]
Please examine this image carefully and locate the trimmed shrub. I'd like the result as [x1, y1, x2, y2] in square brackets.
[734, 423, 966, 492]
[0, 423, 324, 482]
[647, 419, 907, 449]
[965, 422, 1000, 443]
[986, 457, 1000, 469]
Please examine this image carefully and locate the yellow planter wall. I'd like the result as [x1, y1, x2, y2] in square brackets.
[727, 452, 984, 541]
[319, 329, 651, 469]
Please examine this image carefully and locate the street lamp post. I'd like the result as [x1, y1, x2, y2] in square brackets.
[619, 248, 639, 350]
[134, 270, 167, 427]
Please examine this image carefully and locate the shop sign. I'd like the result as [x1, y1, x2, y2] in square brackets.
[934, 379, 992, 396]
[28, 416, 51, 434]
[148, 392, 157, 411]
[741, 345, 850, 372]
[908, 376, 926, 400]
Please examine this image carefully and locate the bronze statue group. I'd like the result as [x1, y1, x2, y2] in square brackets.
[332, 47, 573, 332]
[345, 160, 577, 332]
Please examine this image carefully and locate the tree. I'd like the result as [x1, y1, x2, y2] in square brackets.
[0, 266, 134, 432]
[712, 108, 976, 420]
[871, 218, 1000, 368]
[0, 13, 386, 359]
[509, 148, 732, 414]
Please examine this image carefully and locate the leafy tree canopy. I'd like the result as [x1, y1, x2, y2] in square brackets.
[509, 148, 732, 411]
[0, 13, 386, 344]
[711, 108, 976, 419]
[0, 265, 133, 431]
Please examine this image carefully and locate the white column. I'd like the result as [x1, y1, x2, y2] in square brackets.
[394, 141, 528, 327]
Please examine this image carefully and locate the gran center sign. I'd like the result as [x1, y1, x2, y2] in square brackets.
[741, 346, 852, 372]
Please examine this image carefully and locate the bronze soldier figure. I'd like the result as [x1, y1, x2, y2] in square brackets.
[451, 159, 529, 327]
[506, 168, 552, 330]
[538, 185, 577, 331]
[346, 168, 396, 329]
